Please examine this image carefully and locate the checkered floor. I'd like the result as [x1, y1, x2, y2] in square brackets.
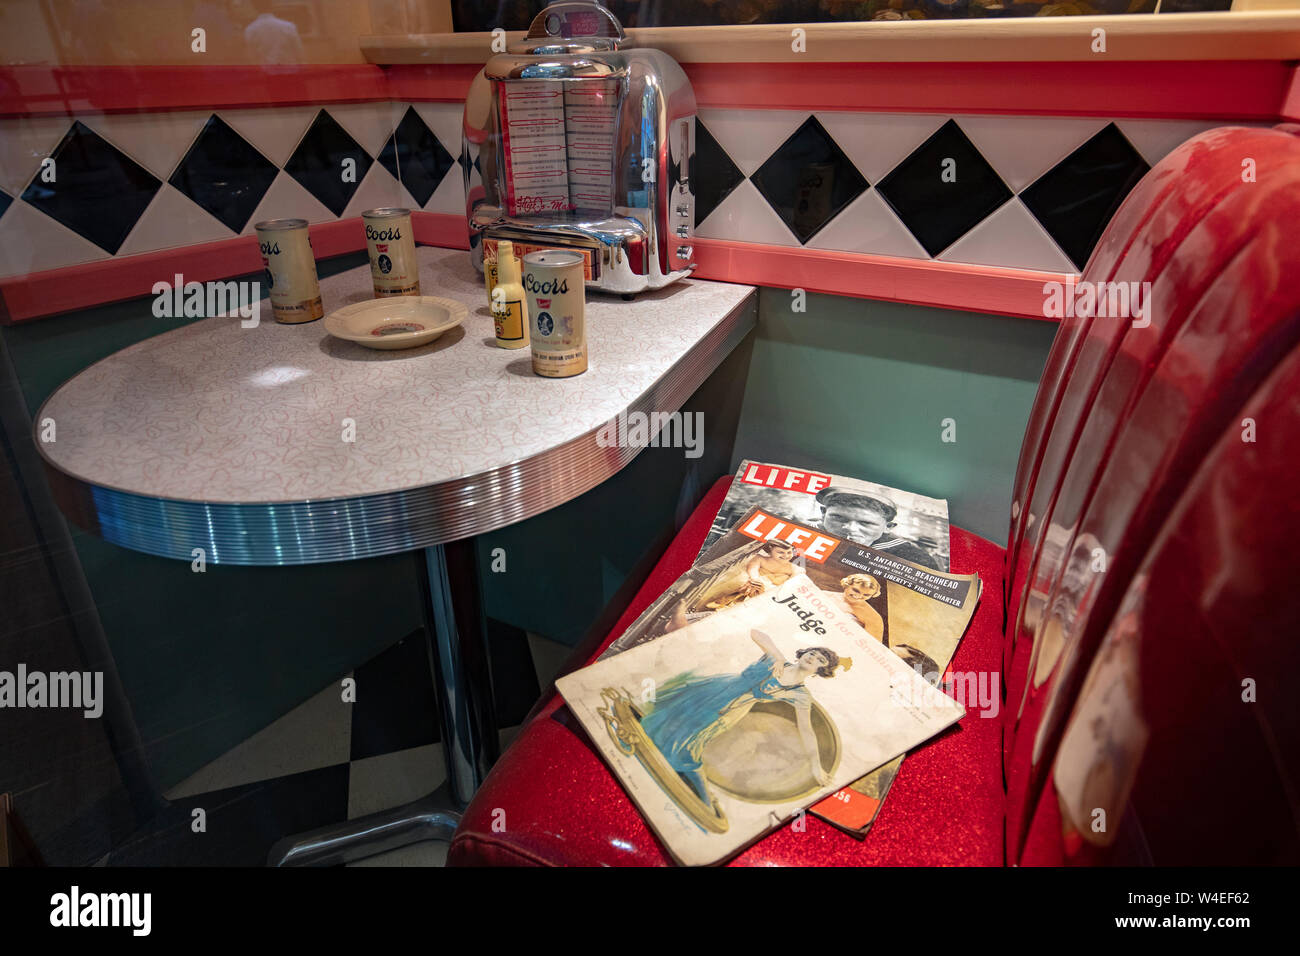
[104, 627, 571, 866]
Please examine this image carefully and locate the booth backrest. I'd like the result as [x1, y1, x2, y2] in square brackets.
[1025, 342, 1300, 865]
[1002, 125, 1300, 864]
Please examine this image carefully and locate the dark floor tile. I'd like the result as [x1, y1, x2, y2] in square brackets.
[106, 763, 350, 866]
[349, 620, 542, 761]
[349, 630, 439, 760]
[486, 618, 542, 728]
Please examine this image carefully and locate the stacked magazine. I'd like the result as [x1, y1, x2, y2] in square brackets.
[557, 460, 982, 865]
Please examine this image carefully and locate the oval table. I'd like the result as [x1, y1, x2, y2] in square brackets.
[37, 246, 756, 864]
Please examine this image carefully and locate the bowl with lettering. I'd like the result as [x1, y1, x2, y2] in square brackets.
[324, 296, 467, 350]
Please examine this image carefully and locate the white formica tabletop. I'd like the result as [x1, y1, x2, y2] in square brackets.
[38, 247, 756, 564]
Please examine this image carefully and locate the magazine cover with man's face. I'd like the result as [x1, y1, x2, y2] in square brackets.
[558, 573, 965, 866]
[700, 460, 952, 572]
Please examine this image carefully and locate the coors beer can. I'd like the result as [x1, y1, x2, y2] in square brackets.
[524, 250, 586, 378]
[255, 219, 323, 324]
[362, 207, 420, 297]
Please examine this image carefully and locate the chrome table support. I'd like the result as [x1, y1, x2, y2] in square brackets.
[418, 539, 500, 808]
[267, 787, 461, 867]
[268, 540, 499, 866]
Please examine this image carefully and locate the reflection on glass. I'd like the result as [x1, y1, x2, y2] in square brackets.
[243, 0, 304, 64]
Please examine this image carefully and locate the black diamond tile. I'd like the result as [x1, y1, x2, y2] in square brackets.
[692, 119, 743, 226]
[0, 188, 11, 220]
[284, 109, 374, 217]
[876, 119, 1013, 257]
[378, 106, 455, 209]
[1020, 123, 1150, 270]
[750, 116, 868, 243]
[169, 114, 278, 233]
[20, 121, 160, 254]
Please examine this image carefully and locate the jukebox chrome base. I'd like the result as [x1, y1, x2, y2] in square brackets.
[469, 212, 696, 296]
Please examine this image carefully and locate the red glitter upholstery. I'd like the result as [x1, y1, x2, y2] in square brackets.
[448, 477, 1007, 866]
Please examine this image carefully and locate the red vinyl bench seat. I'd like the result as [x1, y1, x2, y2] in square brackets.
[448, 477, 1010, 867]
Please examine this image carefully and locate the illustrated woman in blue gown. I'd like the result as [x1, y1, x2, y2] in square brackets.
[640, 629, 847, 803]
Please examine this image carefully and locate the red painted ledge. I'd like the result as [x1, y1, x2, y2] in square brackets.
[1280, 64, 1300, 123]
[2, 220, 1052, 324]
[687, 60, 1293, 120]
[3, 58, 1290, 120]
[692, 238, 1065, 321]
[384, 64, 483, 104]
[0, 65, 390, 118]
[0, 213, 469, 323]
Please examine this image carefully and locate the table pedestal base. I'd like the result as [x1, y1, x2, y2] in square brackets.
[267, 786, 460, 866]
[268, 541, 498, 866]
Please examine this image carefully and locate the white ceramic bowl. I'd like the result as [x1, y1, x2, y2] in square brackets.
[324, 296, 467, 350]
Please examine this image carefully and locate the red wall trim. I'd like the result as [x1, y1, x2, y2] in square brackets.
[0, 65, 390, 118]
[413, 212, 471, 250]
[1, 227, 1057, 324]
[0, 213, 470, 323]
[2, 58, 1289, 120]
[1280, 64, 1300, 123]
[384, 64, 482, 104]
[692, 238, 1062, 321]
[687, 60, 1293, 120]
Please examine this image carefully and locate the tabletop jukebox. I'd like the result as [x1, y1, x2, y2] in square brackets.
[462, 1, 697, 296]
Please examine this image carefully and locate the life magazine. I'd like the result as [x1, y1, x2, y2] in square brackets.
[700, 460, 951, 572]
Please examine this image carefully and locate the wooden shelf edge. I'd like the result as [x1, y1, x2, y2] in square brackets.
[362, 12, 1300, 65]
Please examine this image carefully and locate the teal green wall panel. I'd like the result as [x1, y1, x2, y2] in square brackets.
[731, 289, 1057, 545]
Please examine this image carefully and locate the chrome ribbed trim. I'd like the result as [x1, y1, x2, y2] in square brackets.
[42, 294, 756, 566]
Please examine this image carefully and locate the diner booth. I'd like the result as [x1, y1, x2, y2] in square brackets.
[1, 0, 1299, 876]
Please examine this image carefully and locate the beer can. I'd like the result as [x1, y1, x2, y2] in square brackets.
[255, 219, 323, 324]
[362, 207, 420, 298]
[524, 250, 586, 378]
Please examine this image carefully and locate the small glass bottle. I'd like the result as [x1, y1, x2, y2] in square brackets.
[491, 241, 529, 349]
